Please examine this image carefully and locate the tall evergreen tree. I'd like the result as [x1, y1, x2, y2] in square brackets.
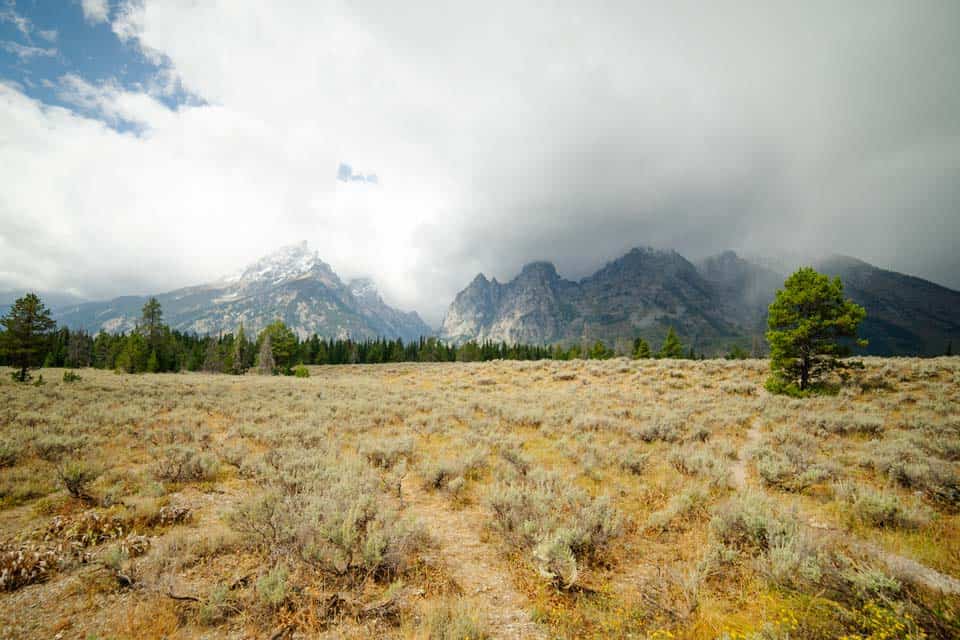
[232, 323, 248, 374]
[766, 267, 866, 393]
[657, 327, 684, 359]
[140, 298, 163, 349]
[257, 333, 276, 375]
[202, 336, 224, 373]
[0, 293, 57, 382]
[66, 329, 93, 368]
[258, 321, 297, 370]
[632, 337, 651, 359]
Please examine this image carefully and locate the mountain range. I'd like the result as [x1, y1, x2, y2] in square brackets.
[51, 242, 431, 341]
[440, 248, 960, 356]
[15, 243, 959, 356]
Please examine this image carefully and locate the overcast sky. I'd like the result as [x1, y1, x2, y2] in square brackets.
[1, 1, 958, 325]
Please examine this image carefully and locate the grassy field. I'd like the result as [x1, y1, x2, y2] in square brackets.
[1, 358, 959, 639]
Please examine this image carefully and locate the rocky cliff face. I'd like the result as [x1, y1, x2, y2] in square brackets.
[441, 247, 741, 351]
[442, 247, 960, 356]
[696, 250, 783, 331]
[54, 243, 432, 340]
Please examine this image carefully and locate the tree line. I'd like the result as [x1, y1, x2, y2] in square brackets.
[3, 294, 701, 379]
[1, 267, 893, 396]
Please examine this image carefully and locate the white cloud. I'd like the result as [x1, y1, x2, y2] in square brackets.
[1, 1, 959, 326]
[0, 7, 30, 36]
[1, 40, 56, 59]
[37, 29, 58, 42]
[57, 73, 174, 128]
[81, 0, 110, 25]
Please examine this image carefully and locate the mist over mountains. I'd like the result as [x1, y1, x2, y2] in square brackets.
[33, 242, 960, 357]
[440, 248, 960, 356]
[52, 243, 430, 341]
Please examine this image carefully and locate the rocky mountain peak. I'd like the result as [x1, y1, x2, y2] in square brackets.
[55, 242, 431, 341]
[468, 273, 491, 288]
[518, 261, 559, 280]
[225, 241, 339, 289]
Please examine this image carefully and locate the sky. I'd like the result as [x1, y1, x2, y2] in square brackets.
[1, 1, 958, 325]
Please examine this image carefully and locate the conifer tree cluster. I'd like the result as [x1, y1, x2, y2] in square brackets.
[0, 276, 881, 380]
[630, 327, 699, 360]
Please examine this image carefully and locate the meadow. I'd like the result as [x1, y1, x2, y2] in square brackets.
[0, 358, 958, 639]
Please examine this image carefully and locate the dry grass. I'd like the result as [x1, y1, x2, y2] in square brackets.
[0, 357, 958, 639]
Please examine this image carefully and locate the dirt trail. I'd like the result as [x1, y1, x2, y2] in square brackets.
[853, 540, 960, 594]
[733, 417, 960, 595]
[731, 418, 763, 489]
[402, 480, 547, 639]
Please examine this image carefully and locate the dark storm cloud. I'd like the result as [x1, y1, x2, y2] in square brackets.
[397, 0, 960, 322]
[1, 1, 958, 326]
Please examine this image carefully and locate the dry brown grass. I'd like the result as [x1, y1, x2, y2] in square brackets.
[0, 357, 958, 639]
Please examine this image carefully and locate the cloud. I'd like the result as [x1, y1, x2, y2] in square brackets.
[81, 0, 110, 25]
[0, 6, 31, 36]
[37, 29, 58, 42]
[1, 40, 56, 59]
[1, 1, 959, 327]
[56, 73, 174, 129]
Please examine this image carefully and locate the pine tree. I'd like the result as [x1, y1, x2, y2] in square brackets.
[257, 333, 276, 375]
[202, 336, 223, 373]
[140, 298, 163, 350]
[632, 337, 651, 359]
[657, 327, 684, 359]
[588, 340, 613, 359]
[66, 329, 93, 368]
[146, 350, 160, 373]
[766, 267, 866, 393]
[0, 293, 57, 382]
[948, 340, 954, 357]
[232, 323, 248, 374]
[259, 321, 297, 371]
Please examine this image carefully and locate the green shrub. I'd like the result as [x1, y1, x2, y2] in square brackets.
[152, 445, 220, 482]
[229, 456, 426, 583]
[422, 597, 490, 640]
[619, 449, 649, 475]
[634, 416, 683, 443]
[34, 434, 86, 463]
[861, 437, 960, 509]
[753, 429, 836, 493]
[257, 564, 288, 609]
[62, 370, 82, 383]
[646, 486, 709, 532]
[486, 469, 621, 588]
[292, 364, 309, 378]
[421, 448, 487, 491]
[837, 484, 930, 530]
[56, 460, 102, 499]
[709, 492, 797, 552]
[668, 446, 731, 488]
[0, 441, 21, 468]
[361, 436, 415, 470]
[199, 584, 238, 625]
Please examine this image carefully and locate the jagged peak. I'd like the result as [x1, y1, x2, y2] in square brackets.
[518, 261, 558, 277]
[708, 249, 741, 262]
[220, 242, 339, 287]
[625, 246, 675, 257]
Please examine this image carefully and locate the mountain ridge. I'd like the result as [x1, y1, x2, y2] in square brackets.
[53, 243, 431, 341]
[441, 248, 960, 356]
